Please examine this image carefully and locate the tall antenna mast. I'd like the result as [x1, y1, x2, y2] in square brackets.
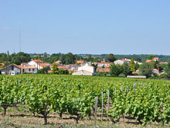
[19, 23, 21, 52]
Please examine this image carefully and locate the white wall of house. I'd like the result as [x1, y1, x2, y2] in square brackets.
[72, 70, 93, 76]
[28, 60, 38, 67]
[1, 65, 21, 75]
[114, 60, 124, 65]
[78, 63, 94, 73]
[22, 68, 38, 74]
[72, 63, 95, 76]
[28, 60, 42, 69]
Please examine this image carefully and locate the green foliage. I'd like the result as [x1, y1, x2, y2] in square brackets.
[147, 55, 155, 60]
[61, 52, 76, 64]
[110, 64, 122, 77]
[129, 58, 135, 72]
[1, 75, 170, 125]
[0, 53, 7, 63]
[59, 69, 69, 74]
[97, 72, 108, 77]
[52, 62, 59, 74]
[135, 63, 139, 71]
[14, 52, 31, 65]
[37, 66, 50, 74]
[164, 61, 170, 78]
[139, 62, 153, 78]
[91, 63, 98, 72]
[107, 54, 116, 62]
[122, 63, 132, 77]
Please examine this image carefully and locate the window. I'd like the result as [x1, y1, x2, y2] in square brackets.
[33, 69, 34, 71]
[29, 69, 31, 71]
[11, 66, 14, 70]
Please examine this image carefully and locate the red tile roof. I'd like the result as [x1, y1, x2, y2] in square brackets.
[0, 63, 5, 66]
[146, 60, 152, 63]
[75, 60, 85, 64]
[153, 57, 159, 60]
[97, 68, 110, 72]
[33, 59, 43, 63]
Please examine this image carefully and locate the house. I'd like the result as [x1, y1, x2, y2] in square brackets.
[114, 58, 141, 65]
[28, 59, 51, 70]
[72, 63, 95, 76]
[152, 69, 160, 75]
[0, 63, 5, 66]
[159, 62, 168, 65]
[114, 58, 131, 65]
[19, 63, 37, 74]
[0, 64, 21, 75]
[146, 60, 152, 63]
[56, 60, 61, 64]
[114, 60, 125, 65]
[28, 59, 43, 69]
[75, 60, 85, 64]
[97, 62, 112, 68]
[57, 65, 71, 73]
[146, 57, 159, 63]
[68, 64, 81, 72]
[153, 57, 159, 61]
[97, 68, 110, 72]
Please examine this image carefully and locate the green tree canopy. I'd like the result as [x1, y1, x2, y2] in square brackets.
[139, 62, 153, 78]
[129, 58, 135, 72]
[107, 54, 116, 62]
[109, 64, 122, 77]
[122, 63, 132, 77]
[14, 52, 31, 65]
[164, 61, 170, 78]
[61, 52, 76, 64]
[52, 62, 59, 74]
[37, 66, 50, 74]
[147, 55, 155, 60]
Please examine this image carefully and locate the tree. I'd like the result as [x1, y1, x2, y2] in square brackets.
[129, 58, 135, 72]
[107, 54, 116, 62]
[135, 63, 139, 71]
[163, 61, 170, 78]
[61, 52, 76, 64]
[92, 63, 98, 72]
[139, 62, 153, 78]
[52, 62, 59, 74]
[37, 66, 50, 74]
[59, 69, 69, 74]
[14, 52, 31, 65]
[110, 64, 122, 77]
[86, 54, 94, 62]
[147, 55, 155, 60]
[122, 63, 132, 77]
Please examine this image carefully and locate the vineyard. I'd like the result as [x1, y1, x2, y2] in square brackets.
[0, 75, 170, 127]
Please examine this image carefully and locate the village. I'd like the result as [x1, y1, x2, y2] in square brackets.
[0, 56, 167, 78]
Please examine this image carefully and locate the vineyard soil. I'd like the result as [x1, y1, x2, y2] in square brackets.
[0, 104, 169, 128]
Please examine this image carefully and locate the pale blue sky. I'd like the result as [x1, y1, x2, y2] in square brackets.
[0, 0, 170, 55]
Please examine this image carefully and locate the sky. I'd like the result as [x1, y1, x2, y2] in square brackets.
[0, 0, 170, 55]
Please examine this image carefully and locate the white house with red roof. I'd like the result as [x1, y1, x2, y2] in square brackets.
[146, 57, 159, 63]
[114, 58, 141, 65]
[72, 63, 95, 76]
[28, 59, 51, 70]
[19, 63, 38, 74]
